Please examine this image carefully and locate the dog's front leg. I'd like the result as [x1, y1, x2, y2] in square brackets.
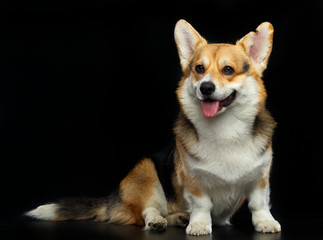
[247, 183, 281, 233]
[184, 189, 213, 235]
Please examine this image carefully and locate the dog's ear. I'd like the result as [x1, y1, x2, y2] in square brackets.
[238, 22, 274, 75]
[174, 20, 207, 71]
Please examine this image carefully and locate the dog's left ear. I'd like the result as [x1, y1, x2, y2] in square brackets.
[238, 22, 274, 75]
[174, 20, 207, 71]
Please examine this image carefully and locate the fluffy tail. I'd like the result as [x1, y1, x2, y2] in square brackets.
[25, 192, 129, 223]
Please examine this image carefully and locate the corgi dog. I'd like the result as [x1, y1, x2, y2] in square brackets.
[26, 20, 281, 235]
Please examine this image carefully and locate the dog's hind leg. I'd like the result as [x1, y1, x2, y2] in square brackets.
[142, 207, 167, 231]
[141, 177, 168, 231]
[119, 158, 169, 231]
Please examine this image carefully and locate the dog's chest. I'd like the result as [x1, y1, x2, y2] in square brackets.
[187, 131, 270, 185]
[185, 106, 271, 185]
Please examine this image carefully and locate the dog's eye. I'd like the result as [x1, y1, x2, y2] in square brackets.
[222, 66, 235, 75]
[195, 65, 205, 74]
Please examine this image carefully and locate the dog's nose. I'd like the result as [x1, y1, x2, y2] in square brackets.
[200, 82, 215, 96]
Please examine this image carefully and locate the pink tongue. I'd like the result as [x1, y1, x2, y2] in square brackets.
[202, 100, 220, 117]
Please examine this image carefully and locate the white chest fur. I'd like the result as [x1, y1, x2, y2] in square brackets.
[187, 134, 271, 184]
[185, 134, 271, 222]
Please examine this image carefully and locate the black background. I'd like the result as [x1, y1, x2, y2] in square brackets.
[0, 0, 322, 224]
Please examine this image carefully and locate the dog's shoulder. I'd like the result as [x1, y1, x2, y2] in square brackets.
[252, 106, 277, 153]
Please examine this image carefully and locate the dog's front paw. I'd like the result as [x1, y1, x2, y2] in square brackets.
[145, 216, 167, 231]
[186, 222, 212, 236]
[254, 218, 281, 233]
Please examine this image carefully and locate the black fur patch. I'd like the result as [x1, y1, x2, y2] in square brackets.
[57, 190, 120, 221]
[243, 61, 250, 73]
[174, 111, 199, 143]
[252, 109, 277, 154]
[149, 140, 176, 200]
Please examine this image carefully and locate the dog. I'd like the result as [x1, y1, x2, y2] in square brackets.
[26, 20, 281, 236]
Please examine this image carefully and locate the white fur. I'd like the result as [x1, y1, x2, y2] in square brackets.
[200, 57, 209, 66]
[25, 203, 58, 220]
[248, 185, 281, 233]
[142, 207, 167, 230]
[182, 75, 261, 144]
[184, 189, 213, 235]
[144, 183, 168, 217]
[180, 72, 280, 233]
[142, 182, 168, 230]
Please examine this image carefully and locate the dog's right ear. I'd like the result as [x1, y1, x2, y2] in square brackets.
[174, 20, 207, 71]
[238, 22, 274, 75]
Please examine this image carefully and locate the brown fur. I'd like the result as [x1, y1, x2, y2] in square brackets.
[174, 139, 204, 198]
[117, 158, 161, 226]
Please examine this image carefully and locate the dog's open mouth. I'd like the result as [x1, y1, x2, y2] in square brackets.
[201, 90, 236, 117]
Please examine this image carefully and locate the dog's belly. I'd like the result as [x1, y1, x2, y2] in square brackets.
[209, 184, 245, 224]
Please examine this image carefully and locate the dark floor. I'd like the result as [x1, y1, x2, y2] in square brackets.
[1, 218, 323, 240]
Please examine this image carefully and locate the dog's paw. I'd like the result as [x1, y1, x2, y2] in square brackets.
[254, 218, 281, 233]
[186, 222, 212, 236]
[145, 216, 167, 231]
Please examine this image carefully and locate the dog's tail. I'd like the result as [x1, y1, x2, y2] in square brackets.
[25, 191, 138, 224]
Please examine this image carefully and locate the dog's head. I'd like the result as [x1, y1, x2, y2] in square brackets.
[174, 20, 273, 118]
